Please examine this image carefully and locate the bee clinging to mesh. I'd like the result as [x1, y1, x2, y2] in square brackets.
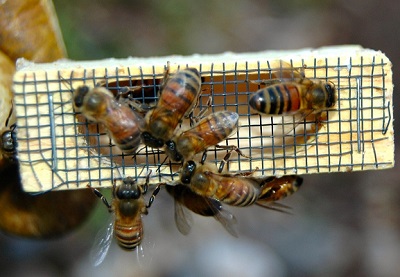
[141, 67, 202, 149]
[249, 62, 336, 116]
[165, 110, 246, 162]
[73, 85, 144, 154]
[180, 153, 302, 209]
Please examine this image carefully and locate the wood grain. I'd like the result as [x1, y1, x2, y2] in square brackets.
[12, 45, 394, 192]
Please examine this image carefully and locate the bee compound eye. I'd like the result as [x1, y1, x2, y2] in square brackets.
[73, 86, 90, 108]
[141, 132, 165, 148]
[181, 161, 197, 184]
[325, 83, 336, 107]
[116, 188, 141, 200]
[166, 140, 175, 151]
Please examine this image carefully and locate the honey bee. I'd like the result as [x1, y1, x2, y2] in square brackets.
[73, 85, 144, 154]
[87, 174, 156, 266]
[249, 62, 335, 117]
[180, 160, 261, 207]
[141, 68, 202, 148]
[248, 63, 336, 153]
[249, 64, 336, 116]
[180, 159, 302, 209]
[164, 183, 238, 237]
[165, 111, 242, 162]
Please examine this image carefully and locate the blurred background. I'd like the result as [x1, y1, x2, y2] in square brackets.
[1, 0, 399, 276]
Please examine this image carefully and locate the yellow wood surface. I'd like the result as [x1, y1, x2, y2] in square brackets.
[12, 45, 394, 192]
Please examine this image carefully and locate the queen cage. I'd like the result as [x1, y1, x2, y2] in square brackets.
[12, 46, 394, 192]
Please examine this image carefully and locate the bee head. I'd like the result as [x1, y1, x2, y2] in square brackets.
[165, 140, 183, 162]
[1, 130, 16, 153]
[141, 132, 164, 148]
[73, 86, 90, 109]
[116, 178, 141, 200]
[180, 160, 196, 184]
[324, 82, 336, 108]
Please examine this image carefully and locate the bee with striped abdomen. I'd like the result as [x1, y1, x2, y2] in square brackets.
[180, 154, 302, 210]
[73, 85, 144, 154]
[141, 67, 202, 148]
[249, 63, 336, 116]
[87, 173, 157, 266]
[180, 160, 261, 207]
[165, 110, 243, 162]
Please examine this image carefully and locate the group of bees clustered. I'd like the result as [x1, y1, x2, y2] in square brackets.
[72, 63, 336, 265]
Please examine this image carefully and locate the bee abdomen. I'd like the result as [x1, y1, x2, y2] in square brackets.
[162, 68, 201, 112]
[114, 130, 142, 154]
[205, 111, 239, 141]
[114, 224, 143, 250]
[249, 84, 301, 114]
[218, 181, 259, 207]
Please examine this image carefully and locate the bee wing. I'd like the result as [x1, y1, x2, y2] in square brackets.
[90, 214, 114, 267]
[253, 61, 304, 85]
[255, 201, 293, 214]
[174, 199, 194, 235]
[135, 237, 156, 269]
[206, 198, 239, 238]
[255, 112, 321, 158]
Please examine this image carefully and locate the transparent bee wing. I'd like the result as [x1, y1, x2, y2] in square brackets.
[255, 201, 293, 215]
[208, 199, 239, 238]
[251, 61, 304, 85]
[249, 112, 321, 159]
[135, 235, 156, 269]
[90, 214, 114, 267]
[174, 200, 194, 235]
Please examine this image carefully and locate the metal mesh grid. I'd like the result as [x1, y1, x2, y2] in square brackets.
[12, 48, 394, 192]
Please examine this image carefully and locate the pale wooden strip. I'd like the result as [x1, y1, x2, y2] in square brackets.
[12, 45, 394, 192]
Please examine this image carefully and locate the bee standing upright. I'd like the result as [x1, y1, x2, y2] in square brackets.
[88, 174, 157, 266]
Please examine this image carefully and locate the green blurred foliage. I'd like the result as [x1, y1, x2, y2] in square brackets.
[53, 0, 335, 59]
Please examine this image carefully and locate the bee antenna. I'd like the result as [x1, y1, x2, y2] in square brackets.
[115, 164, 124, 178]
[4, 102, 13, 128]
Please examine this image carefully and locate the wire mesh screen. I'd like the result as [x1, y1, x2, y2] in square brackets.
[12, 46, 394, 192]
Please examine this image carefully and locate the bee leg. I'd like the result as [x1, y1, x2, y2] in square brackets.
[125, 96, 152, 113]
[215, 144, 251, 160]
[216, 150, 257, 175]
[116, 85, 142, 101]
[232, 166, 259, 177]
[146, 182, 166, 208]
[217, 150, 233, 173]
[199, 151, 208, 165]
[247, 79, 283, 87]
[141, 170, 153, 194]
[156, 155, 170, 173]
[86, 184, 112, 212]
[195, 96, 212, 122]
[158, 61, 171, 95]
[187, 95, 211, 126]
